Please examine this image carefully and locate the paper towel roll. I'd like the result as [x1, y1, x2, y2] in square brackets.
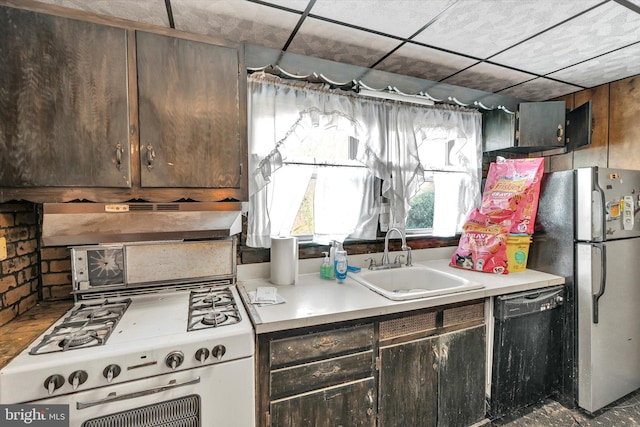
[270, 236, 298, 285]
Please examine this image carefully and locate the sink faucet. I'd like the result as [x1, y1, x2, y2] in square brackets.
[377, 227, 412, 268]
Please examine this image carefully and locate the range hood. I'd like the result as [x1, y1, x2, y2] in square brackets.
[42, 202, 243, 246]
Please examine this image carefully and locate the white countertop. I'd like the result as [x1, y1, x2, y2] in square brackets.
[238, 257, 565, 334]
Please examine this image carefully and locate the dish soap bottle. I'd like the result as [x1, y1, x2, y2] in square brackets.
[320, 251, 333, 280]
[334, 244, 348, 283]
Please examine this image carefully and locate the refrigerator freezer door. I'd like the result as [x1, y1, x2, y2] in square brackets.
[576, 167, 640, 241]
[576, 240, 640, 412]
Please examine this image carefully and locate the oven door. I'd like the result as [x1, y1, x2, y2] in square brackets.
[34, 357, 255, 427]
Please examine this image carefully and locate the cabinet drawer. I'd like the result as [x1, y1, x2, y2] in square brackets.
[271, 350, 374, 399]
[270, 377, 376, 427]
[270, 324, 374, 368]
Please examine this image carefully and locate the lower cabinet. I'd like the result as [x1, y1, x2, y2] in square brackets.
[378, 306, 486, 427]
[257, 301, 486, 427]
[259, 323, 376, 427]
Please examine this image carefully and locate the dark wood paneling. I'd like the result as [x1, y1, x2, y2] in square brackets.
[379, 336, 439, 427]
[270, 378, 376, 427]
[437, 325, 486, 427]
[608, 76, 640, 169]
[136, 30, 242, 188]
[270, 350, 374, 399]
[573, 84, 609, 169]
[270, 323, 374, 368]
[0, 6, 130, 187]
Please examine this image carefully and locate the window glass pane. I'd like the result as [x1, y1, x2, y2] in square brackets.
[407, 181, 435, 231]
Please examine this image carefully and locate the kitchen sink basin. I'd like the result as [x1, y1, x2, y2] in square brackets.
[350, 265, 484, 301]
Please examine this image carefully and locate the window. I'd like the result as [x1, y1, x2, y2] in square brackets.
[247, 74, 481, 248]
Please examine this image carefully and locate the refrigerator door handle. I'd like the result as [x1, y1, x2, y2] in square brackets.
[592, 243, 606, 324]
[593, 171, 606, 241]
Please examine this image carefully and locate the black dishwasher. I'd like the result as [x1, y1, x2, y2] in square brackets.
[490, 286, 564, 419]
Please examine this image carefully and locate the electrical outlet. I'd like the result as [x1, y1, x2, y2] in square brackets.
[0, 237, 6, 261]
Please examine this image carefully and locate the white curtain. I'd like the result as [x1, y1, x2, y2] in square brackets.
[246, 73, 482, 247]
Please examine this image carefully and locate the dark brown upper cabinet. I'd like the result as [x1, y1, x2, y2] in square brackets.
[0, 3, 248, 203]
[0, 6, 131, 187]
[483, 101, 567, 153]
[136, 30, 244, 189]
[483, 100, 593, 154]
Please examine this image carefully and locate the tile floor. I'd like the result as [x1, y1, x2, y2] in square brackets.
[491, 389, 640, 426]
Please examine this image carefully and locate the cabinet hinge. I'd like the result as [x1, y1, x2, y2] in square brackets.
[375, 356, 381, 371]
[515, 130, 520, 141]
[239, 163, 243, 177]
[265, 411, 270, 426]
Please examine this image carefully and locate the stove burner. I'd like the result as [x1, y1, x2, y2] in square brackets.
[201, 311, 228, 326]
[89, 309, 112, 319]
[59, 330, 98, 349]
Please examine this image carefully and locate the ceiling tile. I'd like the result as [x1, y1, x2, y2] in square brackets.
[413, 0, 602, 59]
[33, 0, 169, 26]
[374, 43, 477, 82]
[171, 0, 299, 50]
[442, 63, 537, 93]
[308, 0, 454, 39]
[498, 78, 581, 102]
[287, 17, 401, 68]
[491, 2, 640, 75]
[547, 42, 640, 88]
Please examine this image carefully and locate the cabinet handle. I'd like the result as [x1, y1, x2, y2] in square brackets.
[115, 144, 123, 170]
[312, 337, 340, 350]
[365, 390, 375, 416]
[556, 124, 564, 142]
[145, 145, 156, 171]
[311, 365, 340, 379]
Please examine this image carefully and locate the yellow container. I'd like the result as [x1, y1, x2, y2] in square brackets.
[506, 234, 532, 272]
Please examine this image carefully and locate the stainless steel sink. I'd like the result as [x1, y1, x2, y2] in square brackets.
[350, 264, 484, 301]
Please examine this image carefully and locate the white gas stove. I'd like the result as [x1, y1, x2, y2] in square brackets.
[0, 239, 255, 427]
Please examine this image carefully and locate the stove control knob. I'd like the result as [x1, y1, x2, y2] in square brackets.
[69, 370, 88, 390]
[166, 351, 184, 370]
[103, 364, 121, 383]
[44, 374, 65, 395]
[195, 348, 210, 364]
[212, 344, 226, 361]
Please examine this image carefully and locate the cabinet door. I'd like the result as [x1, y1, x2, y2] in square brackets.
[437, 325, 486, 427]
[136, 31, 243, 188]
[269, 377, 376, 427]
[517, 101, 566, 149]
[0, 6, 130, 187]
[379, 336, 438, 427]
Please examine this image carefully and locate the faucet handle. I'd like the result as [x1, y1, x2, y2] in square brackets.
[393, 254, 405, 265]
[364, 257, 377, 270]
[402, 245, 413, 267]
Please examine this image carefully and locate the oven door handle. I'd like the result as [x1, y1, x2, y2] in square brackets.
[76, 377, 201, 410]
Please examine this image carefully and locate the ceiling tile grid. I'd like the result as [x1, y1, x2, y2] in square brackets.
[308, 0, 456, 39]
[441, 62, 538, 93]
[286, 16, 402, 68]
[411, 0, 603, 59]
[490, 1, 640, 76]
[24, 0, 640, 101]
[171, 0, 299, 50]
[374, 43, 478, 82]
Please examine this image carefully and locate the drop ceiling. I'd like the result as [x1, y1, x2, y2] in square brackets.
[32, 0, 640, 102]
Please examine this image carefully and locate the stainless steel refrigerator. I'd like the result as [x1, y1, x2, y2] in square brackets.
[527, 166, 640, 413]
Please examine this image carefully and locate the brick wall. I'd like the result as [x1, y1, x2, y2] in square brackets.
[40, 246, 72, 301]
[0, 203, 40, 327]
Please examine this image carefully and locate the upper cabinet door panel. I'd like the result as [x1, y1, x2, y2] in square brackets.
[136, 31, 242, 188]
[0, 6, 130, 187]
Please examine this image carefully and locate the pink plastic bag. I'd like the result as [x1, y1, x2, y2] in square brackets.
[450, 209, 511, 274]
[481, 157, 544, 234]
